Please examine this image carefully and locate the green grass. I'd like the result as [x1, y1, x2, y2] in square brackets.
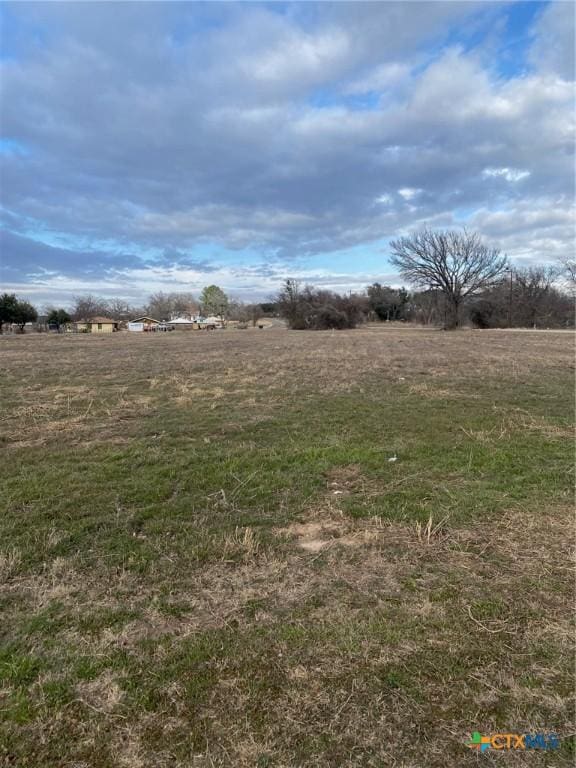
[0, 327, 573, 766]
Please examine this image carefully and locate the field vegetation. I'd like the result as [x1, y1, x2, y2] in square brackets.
[0, 327, 573, 767]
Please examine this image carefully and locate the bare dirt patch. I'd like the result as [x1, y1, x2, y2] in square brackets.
[76, 670, 124, 714]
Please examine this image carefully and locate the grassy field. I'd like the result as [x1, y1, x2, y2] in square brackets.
[0, 327, 573, 767]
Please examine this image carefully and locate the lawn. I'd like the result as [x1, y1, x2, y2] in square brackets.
[0, 326, 573, 767]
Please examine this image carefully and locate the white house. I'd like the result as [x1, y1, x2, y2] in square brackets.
[128, 316, 161, 332]
[169, 317, 198, 330]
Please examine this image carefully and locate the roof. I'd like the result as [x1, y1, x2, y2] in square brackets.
[81, 316, 117, 324]
[131, 316, 160, 323]
[169, 317, 196, 324]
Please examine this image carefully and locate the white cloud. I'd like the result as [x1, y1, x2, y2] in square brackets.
[529, 0, 575, 81]
[482, 168, 530, 182]
[242, 28, 350, 86]
[398, 188, 422, 201]
[470, 198, 575, 262]
[344, 61, 411, 95]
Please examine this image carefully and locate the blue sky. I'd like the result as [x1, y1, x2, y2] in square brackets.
[0, 1, 574, 307]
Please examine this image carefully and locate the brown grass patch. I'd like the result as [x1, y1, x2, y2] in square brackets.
[76, 670, 124, 714]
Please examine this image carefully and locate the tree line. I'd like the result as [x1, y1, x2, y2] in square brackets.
[276, 269, 573, 331]
[0, 285, 271, 332]
[1, 230, 573, 333]
[67, 285, 235, 324]
[277, 229, 574, 330]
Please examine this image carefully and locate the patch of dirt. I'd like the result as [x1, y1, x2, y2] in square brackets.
[275, 466, 382, 553]
[276, 514, 385, 553]
[281, 521, 342, 552]
[276, 518, 352, 552]
[76, 670, 124, 713]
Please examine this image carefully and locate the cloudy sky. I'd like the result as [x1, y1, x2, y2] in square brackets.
[0, 1, 574, 307]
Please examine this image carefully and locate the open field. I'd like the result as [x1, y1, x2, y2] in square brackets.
[0, 327, 574, 767]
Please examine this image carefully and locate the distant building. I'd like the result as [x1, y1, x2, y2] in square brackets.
[156, 316, 221, 331]
[203, 315, 224, 328]
[128, 316, 161, 332]
[169, 317, 198, 330]
[74, 317, 119, 334]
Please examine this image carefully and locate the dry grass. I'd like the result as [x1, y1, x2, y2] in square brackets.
[0, 327, 571, 452]
[0, 326, 573, 766]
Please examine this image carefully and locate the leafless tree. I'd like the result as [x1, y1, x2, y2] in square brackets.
[468, 265, 573, 328]
[557, 254, 576, 294]
[145, 292, 173, 320]
[276, 279, 305, 329]
[227, 301, 263, 326]
[247, 303, 263, 327]
[511, 266, 559, 327]
[390, 229, 508, 328]
[107, 298, 136, 322]
[171, 293, 200, 318]
[71, 294, 111, 321]
[409, 289, 445, 326]
[145, 291, 198, 320]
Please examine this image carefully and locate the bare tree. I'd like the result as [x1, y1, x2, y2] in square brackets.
[512, 266, 559, 327]
[171, 293, 199, 318]
[228, 301, 266, 327]
[390, 229, 508, 328]
[145, 292, 173, 320]
[276, 279, 305, 329]
[557, 254, 576, 294]
[71, 295, 110, 321]
[247, 303, 263, 327]
[409, 289, 445, 326]
[107, 298, 135, 322]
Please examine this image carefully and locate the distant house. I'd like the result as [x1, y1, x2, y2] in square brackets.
[156, 316, 221, 331]
[169, 317, 198, 331]
[74, 317, 119, 334]
[203, 315, 224, 328]
[128, 316, 161, 332]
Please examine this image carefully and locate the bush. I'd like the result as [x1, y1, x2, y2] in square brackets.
[276, 280, 365, 330]
[469, 301, 496, 329]
[313, 304, 350, 330]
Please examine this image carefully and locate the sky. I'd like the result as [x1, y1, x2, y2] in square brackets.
[0, 0, 574, 308]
